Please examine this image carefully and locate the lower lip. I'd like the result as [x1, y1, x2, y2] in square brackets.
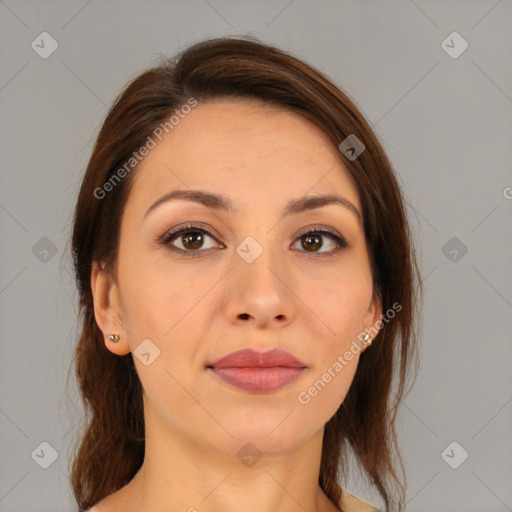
[208, 367, 305, 393]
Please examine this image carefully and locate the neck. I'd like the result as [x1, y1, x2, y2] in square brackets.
[117, 398, 339, 512]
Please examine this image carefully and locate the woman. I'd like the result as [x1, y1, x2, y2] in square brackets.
[69, 36, 421, 512]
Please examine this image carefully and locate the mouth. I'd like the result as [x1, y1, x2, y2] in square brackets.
[206, 348, 307, 394]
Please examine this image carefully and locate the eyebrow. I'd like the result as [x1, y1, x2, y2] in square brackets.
[143, 189, 362, 224]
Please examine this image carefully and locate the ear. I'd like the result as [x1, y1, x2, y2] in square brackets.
[363, 293, 383, 339]
[90, 261, 131, 356]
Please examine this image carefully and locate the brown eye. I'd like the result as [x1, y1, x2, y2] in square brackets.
[292, 229, 348, 257]
[181, 231, 205, 250]
[161, 225, 221, 257]
[301, 233, 323, 252]
[160, 224, 347, 259]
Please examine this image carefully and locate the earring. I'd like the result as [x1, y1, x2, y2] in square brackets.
[107, 334, 120, 343]
[362, 333, 373, 350]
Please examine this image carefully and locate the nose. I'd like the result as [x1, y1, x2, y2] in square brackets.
[224, 247, 295, 330]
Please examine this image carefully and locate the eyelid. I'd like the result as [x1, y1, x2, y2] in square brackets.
[295, 224, 342, 239]
[159, 222, 224, 244]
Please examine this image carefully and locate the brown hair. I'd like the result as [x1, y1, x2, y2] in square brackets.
[68, 36, 421, 512]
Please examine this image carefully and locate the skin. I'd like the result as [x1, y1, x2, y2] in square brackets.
[91, 98, 382, 512]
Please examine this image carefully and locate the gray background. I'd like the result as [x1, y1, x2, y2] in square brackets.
[1, 1, 511, 511]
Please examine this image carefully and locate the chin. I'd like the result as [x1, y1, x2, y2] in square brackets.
[206, 419, 315, 458]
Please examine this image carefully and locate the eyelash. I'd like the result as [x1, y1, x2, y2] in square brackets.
[158, 223, 348, 259]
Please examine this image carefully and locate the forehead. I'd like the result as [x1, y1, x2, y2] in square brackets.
[127, 98, 361, 214]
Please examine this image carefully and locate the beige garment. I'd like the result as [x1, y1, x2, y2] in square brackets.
[339, 489, 379, 512]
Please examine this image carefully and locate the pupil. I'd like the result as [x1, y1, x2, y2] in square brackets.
[184, 232, 203, 249]
[304, 235, 321, 251]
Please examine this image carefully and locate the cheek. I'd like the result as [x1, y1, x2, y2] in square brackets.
[118, 242, 196, 335]
[302, 267, 372, 391]
[308, 268, 373, 336]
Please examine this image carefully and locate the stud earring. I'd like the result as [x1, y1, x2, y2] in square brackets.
[362, 333, 373, 350]
[107, 334, 120, 343]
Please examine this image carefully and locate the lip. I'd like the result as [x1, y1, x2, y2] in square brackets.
[208, 348, 306, 369]
[206, 348, 307, 394]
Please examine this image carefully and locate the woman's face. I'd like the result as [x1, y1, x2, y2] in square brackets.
[96, 98, 381, 456]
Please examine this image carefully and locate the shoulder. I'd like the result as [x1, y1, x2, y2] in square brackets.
[339, 489, 379, 512]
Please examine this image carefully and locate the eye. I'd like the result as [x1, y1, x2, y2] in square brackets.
[159, 223, 223, 258]
[291, 227, 348, 257]
[159, 223, 348, 259]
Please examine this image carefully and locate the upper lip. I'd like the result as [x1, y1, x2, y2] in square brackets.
[207, 348, 307, 369]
